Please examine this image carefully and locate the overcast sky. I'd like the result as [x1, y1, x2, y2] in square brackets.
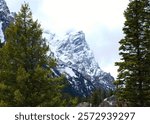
[5, 0, 129, 78]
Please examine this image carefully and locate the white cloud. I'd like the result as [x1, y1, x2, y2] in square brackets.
[38, 0, 128, 33]
[5, 0, 129, 78]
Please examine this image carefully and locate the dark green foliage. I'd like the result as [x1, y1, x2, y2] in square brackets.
[115, 0, 150, 106]
[81, 88, 114, 107]
[90, 88, 107, 107]
[0, 3, 78, 107]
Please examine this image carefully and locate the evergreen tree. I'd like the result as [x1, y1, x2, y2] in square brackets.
[0, 3, 77, 107]
[115, 0, 150, 106]
[90, 88, 106, 107]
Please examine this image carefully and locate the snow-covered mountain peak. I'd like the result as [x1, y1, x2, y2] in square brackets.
[47, 30, 114, 86]
[48, 31, 101, 79]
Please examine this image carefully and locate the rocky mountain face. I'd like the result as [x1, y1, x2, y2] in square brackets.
[1, 0, 115, 97]
[44, 31, 115, 96]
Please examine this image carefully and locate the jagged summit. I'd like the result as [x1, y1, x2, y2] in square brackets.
[49, 31, 104, 80]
